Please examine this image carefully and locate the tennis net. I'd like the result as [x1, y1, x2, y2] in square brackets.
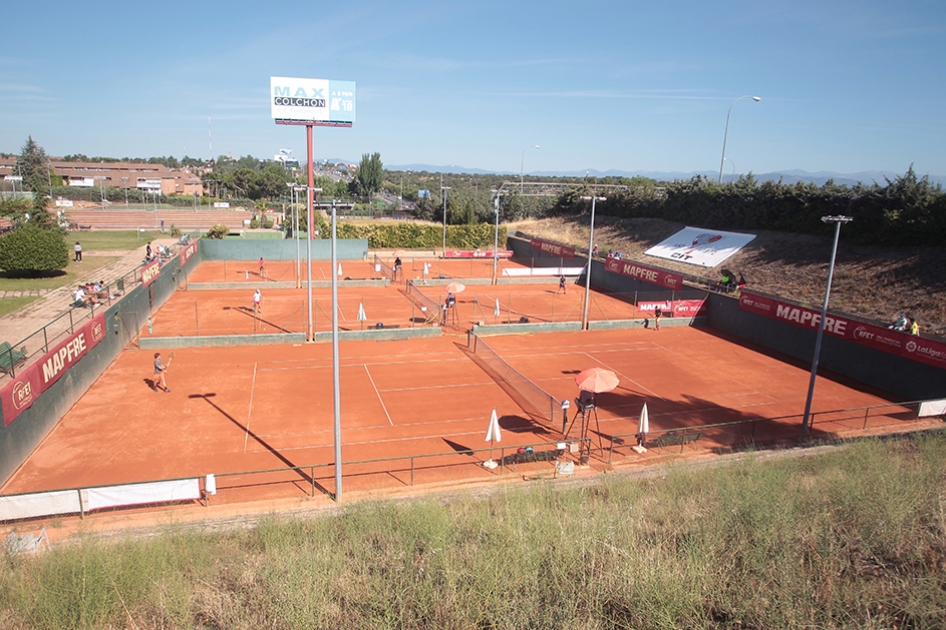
[468, 333, 560, 425]
[373, 254, 396, 283]
[405, 280, 442, 323]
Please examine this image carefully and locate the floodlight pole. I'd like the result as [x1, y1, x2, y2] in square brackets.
[306, 124, 314, 342]
[492, 192, 501, 285]
[801, 215, 852, 440]
[441, 184, 450, 257]
[331, 198, 342, 501]
[580, 196, 606, 330]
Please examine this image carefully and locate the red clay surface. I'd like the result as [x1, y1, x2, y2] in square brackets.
[3, 325, 918, 506]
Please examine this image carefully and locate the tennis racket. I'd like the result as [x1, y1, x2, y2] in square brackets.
[166, 351, 175, 370]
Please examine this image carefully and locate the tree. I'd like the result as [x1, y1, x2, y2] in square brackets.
[0, 225, 69, 276]
[16, 136, 51, 195]
[351, 152, 383, 201]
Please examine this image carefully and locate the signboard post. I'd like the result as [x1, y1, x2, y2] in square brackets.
[272, 76, 355, 505]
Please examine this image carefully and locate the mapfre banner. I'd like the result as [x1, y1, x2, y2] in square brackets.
[605, 257, 684, 290]
[179, 241, 198, 264]
[529, 238, 576, 259]
[1, 313, 107, 426]
[738, 292, 946, 370]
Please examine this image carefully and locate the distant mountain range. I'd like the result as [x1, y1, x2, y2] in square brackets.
[375, 163, 946, 188]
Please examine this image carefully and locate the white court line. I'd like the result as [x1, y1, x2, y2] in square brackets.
[582, 351, 667, 401]
[244, 361, 258, 453]
[364, 364, 394, 425]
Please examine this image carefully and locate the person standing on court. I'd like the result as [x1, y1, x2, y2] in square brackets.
[74, 241, 82, 262]
[654, 305, 662, 331]
[558, 274, 567, 294]
[394, 256, 402, 281]
[153, 352, 170, 393]
[259, 257, 265, 278]
[253, 288, 262, 314]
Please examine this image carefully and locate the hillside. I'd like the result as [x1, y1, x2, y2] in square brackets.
[509, 216, 946, 338]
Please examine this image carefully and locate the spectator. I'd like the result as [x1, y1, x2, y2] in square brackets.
[74, 241, 82, 262]
[889, 313, 909, 331]
[145, 242, 153, 261]
[910, 318, 920, 336]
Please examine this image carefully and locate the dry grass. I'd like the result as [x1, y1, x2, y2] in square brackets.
[509, 216, 946, 337]
[1, 435, 945, 628]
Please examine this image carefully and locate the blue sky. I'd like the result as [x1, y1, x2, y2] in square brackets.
[2, 0, 945, 177]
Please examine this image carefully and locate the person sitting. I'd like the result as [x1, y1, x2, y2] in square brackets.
[576, 389, 596, 413]
[73, 286, 88, 307]
[446, 292, 456, 308]
[888, 313, 909, 331]
[910, 318, 920, 336]
[736, 272, 748, 289]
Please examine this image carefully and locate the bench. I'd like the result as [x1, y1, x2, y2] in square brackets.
[651, 430, 702, 453]
[68, 222, 92, 231]
[0, 342, 27, 374]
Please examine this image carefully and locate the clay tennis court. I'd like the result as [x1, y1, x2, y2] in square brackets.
[2, 323, 916, 503]
[149, 281, 641, 336]
[186, 258, 528, 284]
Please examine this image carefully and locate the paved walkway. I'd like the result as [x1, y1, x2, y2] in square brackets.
[0, 238, 179, 349]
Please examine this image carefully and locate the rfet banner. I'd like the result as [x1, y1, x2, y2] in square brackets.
[605, 257, 684, 290]
[529, 238, 576, 259]
[638, 299, 708, 317]
[738, 291, 946, 370]
[1, 313, 107, 426]
[645, 226, 756, 268]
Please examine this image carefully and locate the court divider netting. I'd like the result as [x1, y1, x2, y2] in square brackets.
[467, 332, 561, 425]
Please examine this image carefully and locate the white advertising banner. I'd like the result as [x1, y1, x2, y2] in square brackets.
[82, 478, 201, 512]
[270, 76, 356, 124]
[645, 226, 756, 268]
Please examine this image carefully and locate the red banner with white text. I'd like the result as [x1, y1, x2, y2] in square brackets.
[738, 291, 946, 370]
[2, 313, 108, 426]
[605, 257, 684, 290]
[529, 238, 576, 259]
[443, 249, 513, 259]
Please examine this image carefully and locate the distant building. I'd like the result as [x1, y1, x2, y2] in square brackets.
[0, 157, 203, 196]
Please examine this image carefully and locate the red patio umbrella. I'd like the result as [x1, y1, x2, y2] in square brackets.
[574, 367, 620, 393]
[443, 282, 466, 294]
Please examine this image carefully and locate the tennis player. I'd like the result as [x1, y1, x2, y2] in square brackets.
[153, 352, 170, 393]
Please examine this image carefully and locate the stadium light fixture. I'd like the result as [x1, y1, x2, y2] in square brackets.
[801, 215, 853, 440]
[718, 96, 760, 183]
[580, 196, 607, 330]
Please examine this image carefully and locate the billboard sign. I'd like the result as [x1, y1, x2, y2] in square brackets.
[530, 237, 576, 259]
[738, 291, 946, 370]
[605, 256, 684, 290]
[645, 226, 756, 268]
[270, 76, 356, 124]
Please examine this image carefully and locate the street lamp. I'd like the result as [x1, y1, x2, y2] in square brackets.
[580, 196, 606, 330]
[801, 215, 853, 440]
[718, 95, 760, 183]
[121, 177, 129, 207]
[491, 191, 501, 285]
[520, 145, 540, 193]
[723, 157, 736, 183]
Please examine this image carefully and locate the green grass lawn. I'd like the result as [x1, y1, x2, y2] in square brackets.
[0, 256, 119, 294]
[67, 230, 166, 251]
[0, 296, 39, 318]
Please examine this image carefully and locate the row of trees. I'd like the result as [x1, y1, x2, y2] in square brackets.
[547, 168, 946, 246]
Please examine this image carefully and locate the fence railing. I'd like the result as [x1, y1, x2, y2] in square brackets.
[0, 235, 197, 385]
[0, 397, 938, 527]
[0, 439, 586, 526]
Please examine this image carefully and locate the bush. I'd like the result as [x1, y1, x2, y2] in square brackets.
[249, 219, 261, 229]
[263, 220, 273, 229]
[0, 225, 70, 276]
[206, 224, 229, 239]
[169, 225, 182, 237]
